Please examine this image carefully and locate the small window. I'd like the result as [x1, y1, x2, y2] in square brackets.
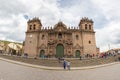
[68, 51, 71, 53]
[76, 35, 79, 40]
[42, 35, 45, 40]
[85, 24, 87, 29]
[89, 41, 91, 44]
[58, 33, 62, 38]
[29, 41, 32, 43]
[89, 25, 91, 30]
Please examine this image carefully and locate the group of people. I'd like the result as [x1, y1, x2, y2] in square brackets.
[63, 59, 71, 70]
[100, 52, 120, 58]
[80, 51, 120, 59]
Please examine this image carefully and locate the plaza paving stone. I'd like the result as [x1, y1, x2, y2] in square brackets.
[0, 59, 120, 80]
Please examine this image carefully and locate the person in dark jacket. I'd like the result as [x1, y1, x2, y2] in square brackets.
[63, 59, 67, 69]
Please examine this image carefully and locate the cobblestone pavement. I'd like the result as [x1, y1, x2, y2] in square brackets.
[0, 60, 120, 80]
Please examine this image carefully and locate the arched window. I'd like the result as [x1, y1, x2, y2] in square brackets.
[33, 24, 36, 30]
[58, 33, 62, 38]
[89, 25, 91, 30]
[85, 24, 87, 29]
[29, 25, 32, 30]
[76, 35, 79, 40]
[42, 35, 45, 40]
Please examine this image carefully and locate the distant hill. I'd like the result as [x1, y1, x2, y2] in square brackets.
[0, 40, 23, 45]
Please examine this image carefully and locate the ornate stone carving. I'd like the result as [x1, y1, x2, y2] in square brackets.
[65, 39, 72, 45]
[48, 39, 55, 45]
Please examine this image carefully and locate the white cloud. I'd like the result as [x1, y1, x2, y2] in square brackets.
[96, 21, 120, 52]
[0, 0, 60, 42]
[91, 0, 120, 20]
[90, 0, 120, 51]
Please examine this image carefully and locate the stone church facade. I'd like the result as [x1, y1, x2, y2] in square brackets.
[24, 17, 98, 58]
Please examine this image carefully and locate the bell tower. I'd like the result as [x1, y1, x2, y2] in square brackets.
[27, 17, 42, 32]
[79, 17, 94, 31]
[78, 17, 96, 55]
[24, 17, 42, 57]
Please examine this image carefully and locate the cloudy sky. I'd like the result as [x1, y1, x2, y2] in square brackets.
[0, 0, 120, 52]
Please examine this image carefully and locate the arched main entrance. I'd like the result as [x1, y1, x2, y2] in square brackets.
[56, 44, 64, 58]
[75, 50, 81, 58]
[40, 50, 45, 58]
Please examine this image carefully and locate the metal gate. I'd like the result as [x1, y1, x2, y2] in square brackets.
[75, 50, 80, 58]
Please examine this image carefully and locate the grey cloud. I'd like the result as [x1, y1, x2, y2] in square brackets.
[0, 0, 27, 18]
[0, 19, 20, 29]
[112, 32, 120, 44]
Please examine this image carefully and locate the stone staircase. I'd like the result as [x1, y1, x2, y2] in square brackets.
[0, 54, 119, 67]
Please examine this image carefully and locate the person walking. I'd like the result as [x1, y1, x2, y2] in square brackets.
[63, 59, 66, 69]
[67, 60, 71, 70]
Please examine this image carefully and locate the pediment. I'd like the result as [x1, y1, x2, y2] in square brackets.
[40, 44, 46, 49]
[54, 21, 67, 31]
[74, 44, 81, 49]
